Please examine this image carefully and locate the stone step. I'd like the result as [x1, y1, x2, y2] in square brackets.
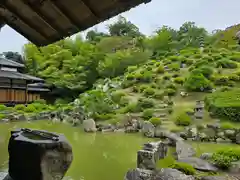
[156, 113, 167, 118]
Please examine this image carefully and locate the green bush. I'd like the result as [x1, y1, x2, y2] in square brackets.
[174, 77, 185, 84]
[143, 88, 156, 96]
[132, 85, 139, 93]
[198, 66, 214, 79]
[127, 66, 138, 72]
[214, 76, 229, 86]
[25, 104, 37, 113]
[95, 113, 115, 121]
[0, 114, 6, 119]
[169, 162, 196, 175]
[142, 109, 154, 120]
[155, 65, 165, 74]
[122, 103, 141, 113]
[228, 74, 240, 81]
[111, 91, 126, 103]
[164, 88, 177, 96]
[33, 99, 46, 104]
[14, 104, 26, 111]
[137, 98, 155, 109]
[216, 59, 238, 69]
[230, 54, 240, 62]
[149, 117, 162, 127]
[174, 112, 191, 126]
[0, 104, 7, 111]
[221, 122, 235, 130]
[135, 71, 152, 83]
[204, 90, 240, 122]
[211, 149, 240, 169]
[163, 74, 171, 80]
[184, 72, 213, 92]
[139, 84, 149, 92]
[119, 97, 129, 106]
[153, 91, 164, 100]
[126, 73, 135, 80]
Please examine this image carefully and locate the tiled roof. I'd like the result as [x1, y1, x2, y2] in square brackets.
[0, 70, 43, 81]
[0, 57, 24, 68]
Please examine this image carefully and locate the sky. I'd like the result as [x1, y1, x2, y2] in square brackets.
[0, 0, 239, 53]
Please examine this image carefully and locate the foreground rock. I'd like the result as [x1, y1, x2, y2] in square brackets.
[200, 175, 239, 180]
[125, 168, 195, 180]
[178, 157, 218, 172]
[83, 119, 97, 132]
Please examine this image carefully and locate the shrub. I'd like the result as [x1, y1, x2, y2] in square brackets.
[142, 109, 154, 120]
[221, 122, 235, 130]
[123, 103, 141, 113]
[168, 56, 180, 62]
[149, 117, 162, 127]
[211, 149, 240, 169]
[139, 84, 149, 93]
[0, 114, 6, 119]
[132, 85, 139, 93]
[172, 73, 180, 78]
[216, 59, 238, 69]
[155, 65, 165, 73]
[184, 72, 213, 92]
[126, 73, 135, 80]
[119, 97, 129, 106]
[143, 88, 156, 97]
[169, 63, 180, 71]
[198, 66, 214, 79]
[174, 112, 191, 126]
[127, 66, 138, 72]
[25, 104, 36, 113]
[214, 76, 229, 86]
[137, 98, 155, 109]
[204, 90, 240, 122]
[121, 80, 135, 88]
[228, 74, 240, 81]
[33, 99, 46, 104]
[169, 162, 196, 175]
[163, 74, 171, 80]
[95, 113, 115, 121]
[174, 77, 185, 84]
[0, 104, 7, 111]
[135, 71, 152, 83]
[230, 54, 240, 62]
[153, 92, 164, 100]
[164, 88, 177, 96]
[14, 104, 26, 111]
[111, 91, 126, 103]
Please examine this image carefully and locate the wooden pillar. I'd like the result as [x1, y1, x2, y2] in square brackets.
[10, 79, 12, 103]
[25, 81, 28, 104]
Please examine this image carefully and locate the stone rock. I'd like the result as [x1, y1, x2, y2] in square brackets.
[194, 111, 204, 119]
[8, 129, 73, 180]
[178, 157, 218, 172]
[200, 153, 213, 160]
[142, 121, 155, 138]
[125, 168, 195, 180]
[155, 168, 195, 180]
[143, 141, 168, 160]
[0, 172, 8, 180]
[235, 133, 240, 144]
[83, 119, 97, 132]
[203, 128, 216, 140]
[124, 168, 154, 180]
[179, 132, 188, 140]
[200, 176, 235, 180]
[229, 161, 240, 173]
[163, 132, 184, 146]
[137, 150, 157, 170]
[176, 141, 196, 159]
[206, 124, 220, 130]
[154, 127, 166, 138]
[224, 130, 236, 140]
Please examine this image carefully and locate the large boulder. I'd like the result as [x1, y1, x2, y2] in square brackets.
[124, 168, 195, 180]
[178, 157, 218, 172]
[142, 121, 155, 138]
[83, 119, 97, 132]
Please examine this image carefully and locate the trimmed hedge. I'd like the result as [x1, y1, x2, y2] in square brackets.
[205, 90, 240, 121]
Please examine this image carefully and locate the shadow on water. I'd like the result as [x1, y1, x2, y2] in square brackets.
[0, 121, 155, 180]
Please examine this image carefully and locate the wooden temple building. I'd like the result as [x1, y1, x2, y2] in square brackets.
[0, 56, 49, 104]
[0, 0, 151, 46]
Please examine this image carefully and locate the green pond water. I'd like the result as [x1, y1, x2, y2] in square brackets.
[0, 121, 155, 180]
[1, 121, 239, 180]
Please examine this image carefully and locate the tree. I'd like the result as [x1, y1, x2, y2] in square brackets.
[86, 29, 109, 43]
[3, 51, 24, 64]
[108, 16, 143, 38]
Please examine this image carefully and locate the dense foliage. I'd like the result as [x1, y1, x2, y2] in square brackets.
[205, 90, 240, 121]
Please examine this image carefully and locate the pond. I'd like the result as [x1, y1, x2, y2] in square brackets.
[0, 121, 155, 180]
